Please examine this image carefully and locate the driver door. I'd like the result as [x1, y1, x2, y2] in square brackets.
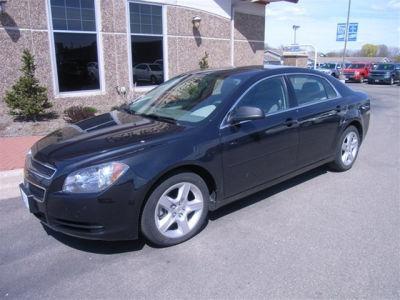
[220, 76, 299, 198]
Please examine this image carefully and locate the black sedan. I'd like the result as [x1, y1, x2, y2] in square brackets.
[20, 66, 370, 247]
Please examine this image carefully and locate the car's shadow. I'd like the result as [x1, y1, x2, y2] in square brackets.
[209, 165, 328, 220]
[44, 165, 329, 253]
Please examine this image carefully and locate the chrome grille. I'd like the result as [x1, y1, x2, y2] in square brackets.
[27, 157, 56, 179]
[27, 181, 46, 202]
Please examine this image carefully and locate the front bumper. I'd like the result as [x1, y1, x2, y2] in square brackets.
[368, 76, 391, 83]
[20, 177, 143, 241]
[344, 74, 361, 81]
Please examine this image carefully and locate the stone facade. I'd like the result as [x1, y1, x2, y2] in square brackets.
[0, 1, 265, 116]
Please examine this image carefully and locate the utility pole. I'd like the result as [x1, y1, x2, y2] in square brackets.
[292, 25, 300, 44]
[341, 0, 351, 67]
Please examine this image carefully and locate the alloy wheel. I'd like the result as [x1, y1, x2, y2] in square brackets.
[154, 182, 204, 238]
[341, 131, 359, 166]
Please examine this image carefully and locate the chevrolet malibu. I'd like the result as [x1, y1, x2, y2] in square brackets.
[20, 67, 370, 247]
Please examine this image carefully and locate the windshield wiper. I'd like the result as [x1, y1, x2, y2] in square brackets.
[140, 113, 177, 124]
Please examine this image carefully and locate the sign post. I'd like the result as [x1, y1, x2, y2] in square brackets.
[341, 0, 352, 69]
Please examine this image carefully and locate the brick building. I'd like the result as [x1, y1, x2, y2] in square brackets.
[0, 0, 297, 113]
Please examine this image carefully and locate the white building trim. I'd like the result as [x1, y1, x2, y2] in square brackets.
[46, 0, 105, 98]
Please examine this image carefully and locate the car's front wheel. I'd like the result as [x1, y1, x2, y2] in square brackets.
[330, 125, 360, 171]
[141, 173, 209, 247]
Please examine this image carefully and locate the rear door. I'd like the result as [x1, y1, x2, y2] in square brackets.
[220, 76, 299, 198]
[287, 74, 344, 168]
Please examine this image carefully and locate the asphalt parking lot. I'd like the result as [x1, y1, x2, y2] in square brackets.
[0, 83, 399, 299]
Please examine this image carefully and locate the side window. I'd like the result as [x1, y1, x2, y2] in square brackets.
[288, 75, 337, 106]
[238, 77, 288, 115]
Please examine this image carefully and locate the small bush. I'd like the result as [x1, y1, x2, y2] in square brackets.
[110, 104, 126, 111]
[64, 106, 97, 123]
[5, 49, 52, 121]
[199, 51, 209, 69]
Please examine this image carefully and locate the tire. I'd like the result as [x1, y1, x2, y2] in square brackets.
[329, 126, 360, 172]
[359, 76, 364, 83]
[389, 77, 394, 85]
[367, 80, 373, 84]
[141, 172, 209, 247]
[150, 75, 157, 84]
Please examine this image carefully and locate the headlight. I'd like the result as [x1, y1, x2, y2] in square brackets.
[63, 162, 129, 193]
[355, 71, 360, 76]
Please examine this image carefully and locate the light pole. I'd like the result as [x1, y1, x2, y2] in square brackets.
[341, 0, 351, 68]
[292, 25, 300, 44]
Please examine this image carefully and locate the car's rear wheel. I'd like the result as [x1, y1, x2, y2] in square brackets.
[150, 75, 157, 84]
[330, 126, 360, 171]
[141, 173, 209, 247]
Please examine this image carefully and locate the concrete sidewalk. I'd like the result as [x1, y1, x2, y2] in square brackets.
[0, 169, 24, 200]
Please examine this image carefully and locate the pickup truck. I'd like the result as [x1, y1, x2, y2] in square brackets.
[368, 63, 400, 85]
[343, 63, 373, 83]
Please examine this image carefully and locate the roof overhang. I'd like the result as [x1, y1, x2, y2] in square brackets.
[241, 0, 299, 4]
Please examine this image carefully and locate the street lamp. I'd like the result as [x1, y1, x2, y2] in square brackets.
[292, 25, 300, 44]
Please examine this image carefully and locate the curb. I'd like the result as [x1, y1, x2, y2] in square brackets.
[0, 169, 23, 200]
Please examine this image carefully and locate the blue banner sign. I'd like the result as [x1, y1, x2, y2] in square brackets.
[337, 23, 358, 41]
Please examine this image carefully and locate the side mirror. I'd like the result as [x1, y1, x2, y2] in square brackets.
[228, 106, 264, 124]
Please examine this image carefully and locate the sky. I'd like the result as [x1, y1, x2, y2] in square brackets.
[265, 0, 400, 53]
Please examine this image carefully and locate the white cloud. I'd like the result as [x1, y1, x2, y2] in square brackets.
[388, 0, 400, 9]
[266, 6, 307, 18]
[370, 4, 384, 11]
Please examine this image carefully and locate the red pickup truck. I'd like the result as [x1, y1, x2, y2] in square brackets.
[343, 63, 373, 83]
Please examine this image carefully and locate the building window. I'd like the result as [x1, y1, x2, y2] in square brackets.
[49, 0, 101, 93]
[129, 2, 164, 87]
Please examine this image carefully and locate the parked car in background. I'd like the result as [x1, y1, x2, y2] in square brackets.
[133, 63, 164, 84]
[316, 63, 343, 78]
[343, 63, 373, 83]
[20, 66, 370, 247]
[368, 63, 400, 85]
[154, 59, 163, 66]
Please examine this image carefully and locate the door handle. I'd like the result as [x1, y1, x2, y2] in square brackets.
[284, 118, 298, 127]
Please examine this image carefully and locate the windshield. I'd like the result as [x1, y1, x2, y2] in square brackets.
[128, 72, 246, 124]
[374, 64, 394, 71]
[149, 64, 162, 71]
[319, 63, 336, 69]
[348, 64, 365, 69]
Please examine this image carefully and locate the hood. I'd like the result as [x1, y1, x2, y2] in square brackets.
[32, 110, 185, 164]
[370, 70, 391, 75]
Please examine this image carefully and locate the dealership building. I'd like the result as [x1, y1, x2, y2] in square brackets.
[0, 0, 297, 113]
